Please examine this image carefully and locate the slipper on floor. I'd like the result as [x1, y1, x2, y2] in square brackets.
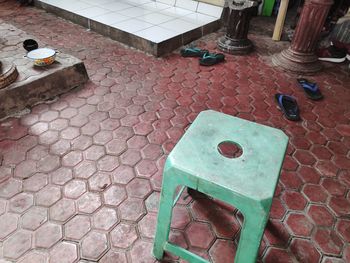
[199, 52, 225, 66]
[180, 47, 209, 57]
[275, 93, 301, 121]
[297, 78, 323, 100]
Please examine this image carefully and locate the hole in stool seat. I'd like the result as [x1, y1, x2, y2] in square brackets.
[217, 141, 243, 159]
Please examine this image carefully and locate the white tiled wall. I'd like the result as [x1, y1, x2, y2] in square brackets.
[40, 0, 222, 43]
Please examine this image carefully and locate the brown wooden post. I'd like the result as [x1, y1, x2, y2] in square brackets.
[218, 0, 258, 54]
[272, 0, 334, 74]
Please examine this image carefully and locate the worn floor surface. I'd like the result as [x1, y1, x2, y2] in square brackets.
[0, 2, 349, 263]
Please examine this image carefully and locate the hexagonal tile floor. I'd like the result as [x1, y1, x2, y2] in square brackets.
[0, 2, 350, 263]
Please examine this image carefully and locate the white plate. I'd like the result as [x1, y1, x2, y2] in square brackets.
[27, 48, 56, 60]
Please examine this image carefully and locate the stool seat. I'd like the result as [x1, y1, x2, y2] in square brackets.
[167, 110, 288, 201]
[153, 110, 288, 263]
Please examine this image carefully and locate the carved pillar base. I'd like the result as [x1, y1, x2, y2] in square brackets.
[272, 47, 322, 74]
[272, 0, 333, 74]
[218, 36, 253, 54]
[0, 61, 18, 89]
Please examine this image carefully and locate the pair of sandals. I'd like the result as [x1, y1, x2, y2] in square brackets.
[275, 78, 323, 121]
[180, 47, 225, 66]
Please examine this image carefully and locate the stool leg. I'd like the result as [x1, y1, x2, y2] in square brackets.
[153, 178, 178, 260]
[234, 213, 268, 263]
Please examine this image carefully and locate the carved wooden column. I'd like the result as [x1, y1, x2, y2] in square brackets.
[272, 0, 333, 74]
[218, 0, 258, 54]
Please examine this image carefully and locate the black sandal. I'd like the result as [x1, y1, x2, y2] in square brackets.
[275, 93, 301, 121]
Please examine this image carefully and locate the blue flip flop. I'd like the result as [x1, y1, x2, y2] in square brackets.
[297, 78, 323, 100]
[275, 93, 301, 121]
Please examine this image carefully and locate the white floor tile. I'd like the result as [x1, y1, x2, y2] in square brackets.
[161, 6, 194, 17]
[124, 0, 154, 5]
[92, 12, 129, 25]
[159, 18, 199, 33]
[112, 18, 153, 33]
[197, 2, 223, 18]
[135, 25, 178, 43]
[75, 6, 111, 18]
[136, 12, 176, 24]
[45, 0, 90, 12]
[175, 0, 198, 12]
[58, 1, 92, 12]
[156, 0, 175, 6]
[81, 0, 115, 5]
[182, 12, 218, 25]
[117, 6, 155, 17]
[142, 2, 173, 11]
[102, 2, 133, 11]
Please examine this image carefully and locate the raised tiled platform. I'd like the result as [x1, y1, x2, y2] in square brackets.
[0, 22, 88, 119]
[35, 0, 223, 56]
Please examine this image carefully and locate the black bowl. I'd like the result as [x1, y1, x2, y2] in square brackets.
[23, 39, 38, 52]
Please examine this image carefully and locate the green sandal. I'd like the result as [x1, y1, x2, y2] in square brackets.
[180, 47, 209, 57]
[199, 52, 225, 66]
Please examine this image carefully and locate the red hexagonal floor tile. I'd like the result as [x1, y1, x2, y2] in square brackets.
[88, 171, 112, 192]
[138, 212, 157, 239]
[307, 204, 335, 227]
[110, 222, 138, 249]
[171, 205, 192, 230]
[209, 239, 236, 263]
[64, 214, 91, 241]
[264, 219, 290, 248]
[294, 150, 316, 166]
[302, 184, 328, 203]
[126, 178, 152, 199]
[313, 228, 344, 256]
[190, 198, 240, 239]
[264, 247, 295, 263]
[336, 219, 350, 242]
[100, 250, 127, 263]
[298, 166, 321, 184]
[3, 230, 32, 260]
[111, 165, 135, 185]
[328, 197, 350, 217]
[321, 178, 347, 197]
[34, 222, 62, 249]
[270, 198, 287, 220]
[49, 198, 76, 223]
[49, 241, 78, 263]
[0, 213, 19, 240]
[186, 222, 215, 251]
[81, 231, 108, 261]
[119, 197, 145, 221]
[285, 213, 314, 237]
[282, 190, 308, 211]
[290, 238, 321, 263]
[129, 239, 155, 263]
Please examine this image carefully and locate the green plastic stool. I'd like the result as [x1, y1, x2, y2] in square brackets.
[153, 110, 288, 263]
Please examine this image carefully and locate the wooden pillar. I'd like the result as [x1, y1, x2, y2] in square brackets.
[272, 0, 334, 74]
[218, 0, 258, 54]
